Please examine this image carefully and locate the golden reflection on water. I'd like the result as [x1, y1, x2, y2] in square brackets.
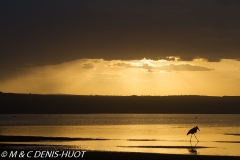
[1, 125, 240, 156]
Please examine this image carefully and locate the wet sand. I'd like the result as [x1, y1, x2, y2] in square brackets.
[85, 151, 240, 160]
[1, 135, 240, 159]
[1, 142, 240, 160]
[1, 147, 240, 160]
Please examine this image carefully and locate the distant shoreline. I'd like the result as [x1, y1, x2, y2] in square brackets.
[1, 93, 240, 114]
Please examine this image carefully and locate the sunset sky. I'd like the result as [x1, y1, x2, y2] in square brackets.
[1, 0, 240, 96]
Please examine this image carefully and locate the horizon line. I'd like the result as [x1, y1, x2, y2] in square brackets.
[1, 92, 240, 97]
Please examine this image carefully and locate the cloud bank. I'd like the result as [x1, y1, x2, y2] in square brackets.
[1, 0, 240, 76]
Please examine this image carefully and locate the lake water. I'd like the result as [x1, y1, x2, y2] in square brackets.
[0, 114, 240, 156]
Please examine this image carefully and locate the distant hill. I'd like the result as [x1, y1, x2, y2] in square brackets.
[0, 93, 240, 114]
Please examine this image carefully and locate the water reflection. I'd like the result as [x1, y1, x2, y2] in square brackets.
[188, 141, 198, 154]
[1, 114, 240, 156]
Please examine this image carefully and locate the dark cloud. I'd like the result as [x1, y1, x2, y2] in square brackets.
[114, 62, 213, 72]
[217, 0, 240, 7]
[0, 0, 240, 77]
[82, 63, 94, 69]
[114, 62, 132, 68]
[159, 64, 214, 72]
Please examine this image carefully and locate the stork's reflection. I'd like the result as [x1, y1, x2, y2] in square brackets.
[188, 141, 199, 154]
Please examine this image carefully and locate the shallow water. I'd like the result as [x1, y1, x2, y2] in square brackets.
[0, 114, 240, 156]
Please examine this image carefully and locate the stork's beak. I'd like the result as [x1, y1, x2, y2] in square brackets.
[196, 126, 200, 131]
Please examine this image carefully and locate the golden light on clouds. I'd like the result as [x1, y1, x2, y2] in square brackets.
[1, 59, 240, 96]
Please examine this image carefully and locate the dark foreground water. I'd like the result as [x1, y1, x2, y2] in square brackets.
[0, 114, 240, 156]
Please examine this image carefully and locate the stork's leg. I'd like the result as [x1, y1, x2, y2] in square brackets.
[190, 134, 192, 142]
[195, 141, 199, 147]
[194, 134, 199, 142]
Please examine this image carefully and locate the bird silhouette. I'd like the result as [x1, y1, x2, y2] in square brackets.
[187, 126, 200, 142]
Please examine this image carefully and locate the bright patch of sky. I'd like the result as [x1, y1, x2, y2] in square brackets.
[1, 58, 240, 96]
